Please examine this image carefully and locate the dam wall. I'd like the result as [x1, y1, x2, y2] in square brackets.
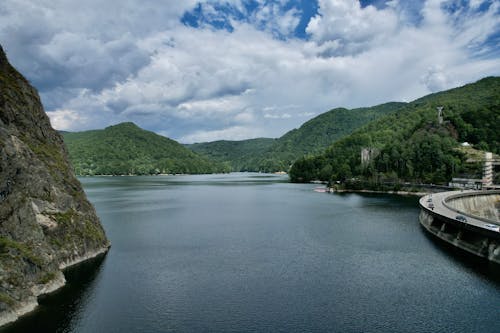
[445, 193, 500, 221]
[419, 191, 500, 264]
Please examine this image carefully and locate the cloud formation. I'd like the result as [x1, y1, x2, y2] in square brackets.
[307, 0, 399, 55]
[0, 0, 499, 143]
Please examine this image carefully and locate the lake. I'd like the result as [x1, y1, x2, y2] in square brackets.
[2, 173, 500, 332]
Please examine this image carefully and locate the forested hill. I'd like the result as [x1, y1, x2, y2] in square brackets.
[289, 76, 500, 185]
[186, 138, 276, 172]
[62, 122, 229, 175]
[188, 102, 405, 172]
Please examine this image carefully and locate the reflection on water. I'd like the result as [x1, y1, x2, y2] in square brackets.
[421, 229, 500, 285]
[2, 173, 500, 333]
[0, 254, 107, 333]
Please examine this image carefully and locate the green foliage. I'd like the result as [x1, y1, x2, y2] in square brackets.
[50, 209, 76, 225]
[0, 292, 15, 307]
[22, 134, 72, 185]
[187, 138, 277, 171]
[37, 271, 57, 285]
[82, 219, 107, 243]
[46, 209, 107, 250]
[290, 77, 500, 184]
[0, 236, 44, 267]
[188, 102, 404, 172]
[63, 122, 230, 175]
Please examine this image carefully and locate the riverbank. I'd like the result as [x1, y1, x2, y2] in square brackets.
[320, 180, 456, 197]
[330, 188, 428, 196]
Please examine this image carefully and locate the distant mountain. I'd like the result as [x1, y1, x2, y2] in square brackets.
[62, 122, 229, 175]
[187, 138, 276, 171]
[290, 76, 500, 184]
[188, 102, 405, 172]
[262, 102, 407, 169]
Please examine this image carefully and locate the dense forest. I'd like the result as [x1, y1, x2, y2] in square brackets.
[289, 77, 500, 186]
[186, 138, 277, 172]
[62, 122, 229, 175]
[62, 77, 499, 182]
[188, 102, 404, 172]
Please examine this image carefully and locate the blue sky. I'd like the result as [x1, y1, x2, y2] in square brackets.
[0, 0, 499, 142]
[181, 0, 320, 39]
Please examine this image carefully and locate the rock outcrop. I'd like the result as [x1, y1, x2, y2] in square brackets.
[0, 45, 110, 326]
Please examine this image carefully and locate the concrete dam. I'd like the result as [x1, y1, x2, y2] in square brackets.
[446, 193, 500, 221]
[419, 190, 500, 264]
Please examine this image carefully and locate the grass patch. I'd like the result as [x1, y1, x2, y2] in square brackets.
[26, 141, 70, 182]
[0, 236, 44, 267]
[37, 271, 57, 285]
[50, 209, 76, 226]
[83, 221, 106, 243]
[0, 292, 16, 307]
[48, 210, 106, 249]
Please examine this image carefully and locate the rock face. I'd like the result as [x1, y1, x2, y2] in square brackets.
[0, 45, 110, 326]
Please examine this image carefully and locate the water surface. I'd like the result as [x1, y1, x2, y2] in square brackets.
[2, 173, 499, 332]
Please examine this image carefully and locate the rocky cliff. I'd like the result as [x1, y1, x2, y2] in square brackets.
[0, 45, 110, 326]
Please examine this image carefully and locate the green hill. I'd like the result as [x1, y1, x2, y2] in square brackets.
[289, 77, 500, 185]
[62, 122, 229, 175]
[188, 102, 405, 172]
[187, 138, 277, 171]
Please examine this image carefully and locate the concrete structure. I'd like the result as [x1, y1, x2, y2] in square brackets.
[448, 178, 483, 190]
[436, 106, 444, 125]
[483, 152, 493, 186]
[419, 190, 500, 264]
[448, 152, 499, 190]
[361, 147, 379, 167]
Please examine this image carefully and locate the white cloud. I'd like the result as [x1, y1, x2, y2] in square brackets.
[262, 104, 300, 119]
[298, 112, 316, 117]
[1, 0, 499, 142]
[469, 0, 485, 10]
[306, 0, 399, 55]
[46, 109, 87, 131]
[264, 113, 293, 119]
[233, 112, 255, 123]
[179, 126, 265, 144]
[177, 96, 246, 119]
[251, 3, 301, 37]
[421, 66, 450, 92]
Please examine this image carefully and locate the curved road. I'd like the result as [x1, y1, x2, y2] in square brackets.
[419, 190, 500, 233]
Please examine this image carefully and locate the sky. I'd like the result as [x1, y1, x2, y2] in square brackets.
[0, 0, 499, 143]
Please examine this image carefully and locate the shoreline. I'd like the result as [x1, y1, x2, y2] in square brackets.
[329, 188, 428, 196]
[0, 246, 110, 328]
[59, 245, 110, 270]
[76, 171, 287, 177]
